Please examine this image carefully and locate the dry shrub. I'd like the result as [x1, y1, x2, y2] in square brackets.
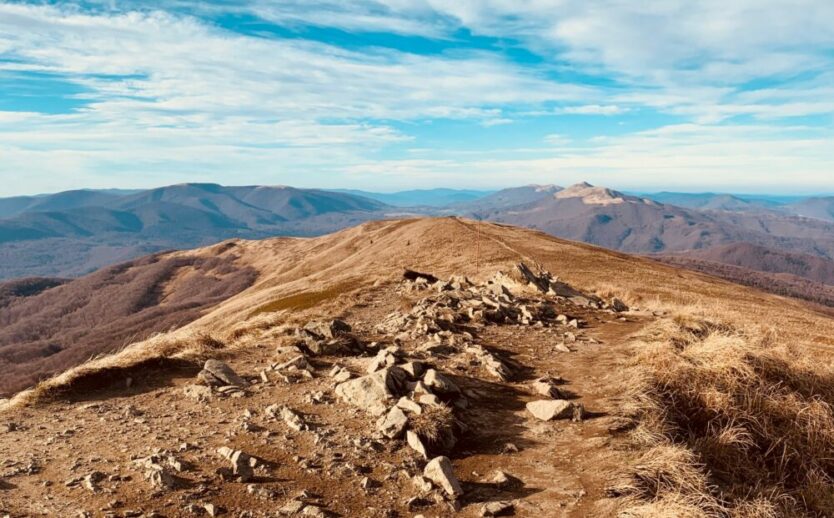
[617, 315, 834, 517]
[409, 404, 456, 448]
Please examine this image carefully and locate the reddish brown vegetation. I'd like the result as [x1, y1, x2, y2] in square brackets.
[658, 256, 834, 310]
[0, 252, 256, 396]
[0, 277, 66, 308]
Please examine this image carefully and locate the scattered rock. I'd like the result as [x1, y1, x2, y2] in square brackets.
[83, 471, 105, 492]
[335, 367, 407, 416]
[217, 447, 254, 482]
[198, 360, 246, 387]
[376, 406, 408, 439]
[423, 369, 459, 395]
[526, 400, 575, 421]
[406, 431, 428, 459]
[423, 456, 463, 497]
[610, 298, 629, 312]
[481, 501, 514, 516]
[532, 377, 564, 399]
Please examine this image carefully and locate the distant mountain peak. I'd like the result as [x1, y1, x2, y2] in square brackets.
[529, 184, 563, 193]
[555, 182, 630, 205]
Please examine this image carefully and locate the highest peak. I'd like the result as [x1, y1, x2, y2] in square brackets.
[555, 182, 624, 204]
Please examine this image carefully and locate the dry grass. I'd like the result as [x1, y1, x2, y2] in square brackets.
[409, 404, 456, 446]
[248, 280, 362, 318]
[615, 309, 834, 517]
[7, 310, 291, 408]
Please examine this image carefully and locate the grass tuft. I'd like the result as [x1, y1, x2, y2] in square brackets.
[616, 314, 834, 517]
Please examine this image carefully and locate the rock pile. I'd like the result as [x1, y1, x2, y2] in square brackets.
[170, 263, 621, 515]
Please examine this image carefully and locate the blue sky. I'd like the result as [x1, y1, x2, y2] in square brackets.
[0, 1, 833, 196]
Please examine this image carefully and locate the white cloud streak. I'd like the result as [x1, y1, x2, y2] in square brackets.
[0, 1, 832, 194]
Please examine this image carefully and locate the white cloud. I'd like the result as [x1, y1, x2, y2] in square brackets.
[341, 123, 834, 192]
[0, 3, 593, 193]
[559, 105, 627, 116]
[0, 1, 833, 193]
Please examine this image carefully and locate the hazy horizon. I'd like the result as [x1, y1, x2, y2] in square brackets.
[3, 182, 833, 200]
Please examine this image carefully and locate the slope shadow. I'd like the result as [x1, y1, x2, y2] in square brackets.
[449, 375, 539, 456]
[462, 479, 540, 506]
[43, 357, 201, 404]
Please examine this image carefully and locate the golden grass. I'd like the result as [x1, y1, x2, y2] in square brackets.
[248, 280, 362, 318]
[615, 309, 834, 517]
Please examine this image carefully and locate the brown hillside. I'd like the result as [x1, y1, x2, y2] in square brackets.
[0, 246, 256, 396]
[2, 218, 834, 517]
[663, 242, 834, 285]
[658, 255, 834, 310]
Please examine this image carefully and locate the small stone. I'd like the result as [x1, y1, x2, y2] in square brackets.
[83, 471, 105, 492]
[526, 400, 575, 421]
[217, 447, 254, 482]
[423, 369, 459, 395]
[199, 359, 246, 387]
[553, 343, 572, 353]
[423, 456, 463, 497]
[481, 501, 514, 516]
[396, 397, 422, 414]
[406, 431, 428, 459]
[376, 406, 408, 439]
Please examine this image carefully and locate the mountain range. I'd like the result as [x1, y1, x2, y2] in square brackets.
[0, 184, 392, 278]
[1, 182, 833, 297]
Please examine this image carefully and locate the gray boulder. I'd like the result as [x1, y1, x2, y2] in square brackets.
[198, 359, 246, 387]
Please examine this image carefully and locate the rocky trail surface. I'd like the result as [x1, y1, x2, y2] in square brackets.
[0, 263, 649, 517]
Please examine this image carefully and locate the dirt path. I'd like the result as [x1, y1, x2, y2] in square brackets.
[448, 307, 645, 516]
[0, 274, 649, 517]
